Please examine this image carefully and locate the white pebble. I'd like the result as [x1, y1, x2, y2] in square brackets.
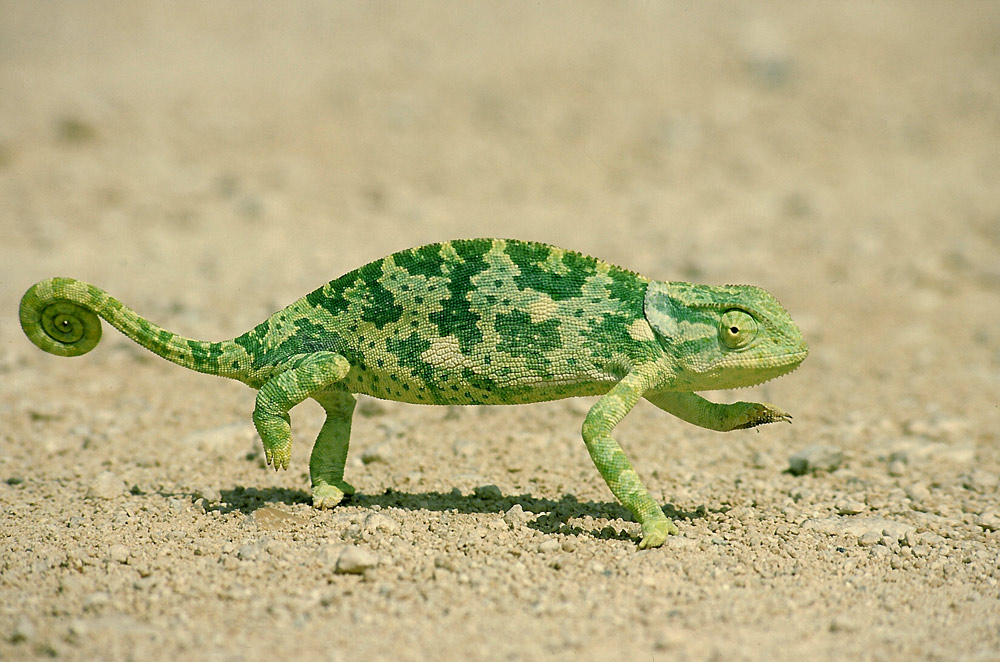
[503, 504, 531, 529]
[788, 445, 842, 475]
[86, 471, 126, 500]
[108, 544, 130, 564]
[335, 546, 378, 575]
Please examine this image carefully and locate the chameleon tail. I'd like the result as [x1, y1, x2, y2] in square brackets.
[20, 277, 250, 381]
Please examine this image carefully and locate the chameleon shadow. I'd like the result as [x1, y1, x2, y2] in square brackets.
[213, 485, 709, 544]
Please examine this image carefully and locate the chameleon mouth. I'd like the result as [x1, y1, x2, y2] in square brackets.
[712, 344, 808, 389]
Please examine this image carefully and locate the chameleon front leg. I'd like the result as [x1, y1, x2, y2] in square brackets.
[582, 368, 677, 549]
[644, 390, 791, 431]
[252, 351, 352, 473]
[308, 387, 357, 508]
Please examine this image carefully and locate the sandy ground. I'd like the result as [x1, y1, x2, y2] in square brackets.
[2, 3, 999, 661]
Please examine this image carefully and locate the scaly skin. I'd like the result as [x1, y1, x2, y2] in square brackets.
[19, 238, 808, 548]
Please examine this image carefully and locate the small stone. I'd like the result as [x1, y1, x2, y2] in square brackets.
[962, 470, 999, 493]
[537, 539, 560, 554]
[750, 451, 773, 469]
[904, 483, 931, 504]
[452, 439, 478, 457]
[802, 517, 916, 542]
[250, 506, 308, 531]
[836, 500, 866, 515]
[335, 546, 378, 575]
[355, 398, 386, 417]
[503, 504, 531, 529]
[108, 544, 130, 564]
[67, 620, 88, 637]
[887, 459, 907, 477]
[192, 485, 222, 503]
[473, 484, 503, 500]
[317, 543, 345, 566]
[237, 543, 260, 561]
[83, 591, 110, 611]
[788, 445, 843, 475]
[975, 512, 1000, 532]
[434, 556, 457, 571]
[182, 423, 256, 451]
[740, 19, 794, 88]
[857, 531, 882, 546]
[828, 615, 859, 633]
[87, 471, 126, 499]
[360, 440, 394, 464]
[11, 616, 34, 643]
[362, 512, 400, 536]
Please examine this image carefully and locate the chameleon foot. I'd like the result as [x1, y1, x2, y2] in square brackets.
[261, 439, 291, 471]
[312, 480, 355, 509]
[638, 517, 679, 549]
[732, 402, 792, 429]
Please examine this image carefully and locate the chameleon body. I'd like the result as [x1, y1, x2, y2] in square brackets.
[19, 238, 807, 548]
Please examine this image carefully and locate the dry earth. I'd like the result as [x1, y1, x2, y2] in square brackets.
[1, 3, 999, 661]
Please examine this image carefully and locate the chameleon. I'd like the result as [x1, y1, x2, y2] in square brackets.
[19, 238, 807, 548]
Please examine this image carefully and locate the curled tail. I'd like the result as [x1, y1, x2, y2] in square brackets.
[20, 277, 251, 381]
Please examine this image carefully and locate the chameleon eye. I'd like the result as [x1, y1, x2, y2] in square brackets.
[719, 309, 758, 350]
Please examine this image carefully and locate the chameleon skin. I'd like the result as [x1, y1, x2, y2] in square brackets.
[20, 238, 807, 549]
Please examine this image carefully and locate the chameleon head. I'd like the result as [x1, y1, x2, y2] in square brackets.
[644, 280, 808, 391]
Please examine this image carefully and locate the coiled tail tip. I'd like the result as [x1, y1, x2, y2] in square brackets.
[20, 279, 103, 357]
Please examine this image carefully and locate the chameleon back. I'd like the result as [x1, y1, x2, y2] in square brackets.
[235, 238, 662, 405]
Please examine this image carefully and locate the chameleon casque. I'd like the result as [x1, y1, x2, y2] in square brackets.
[20, 238, 807, 548]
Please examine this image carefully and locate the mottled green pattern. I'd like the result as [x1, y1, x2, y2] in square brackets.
[19, 238, 808, 548]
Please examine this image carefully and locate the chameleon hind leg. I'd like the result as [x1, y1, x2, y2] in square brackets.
[252, 351, 352, 478]
[582, 368, 677, 549]
[309, 386, 357, 508]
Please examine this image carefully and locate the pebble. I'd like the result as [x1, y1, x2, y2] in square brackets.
[250, 506, 308, 531]
[904, 483, 931, 504]
[192, 485, 222, 504]
[835, 500, 866, 515]
[886, 438, 974, 465]
[237, 543, 261, 561]
[788, 445, 843, 475]
[11, 616, 34, 643]
[739, 19, 794, 88]
[452, 438, 478, 457]
[182, 423, 256, 451]
[473, 484, 503, 500]
[108, 544, 130, 564]
[335, 546, 378, 575]
[362, 512, 400, 536]
[802, 517, 916, 542]
[503, 504, 531, 529]
[828, 615, 859, 633]
[975, 512, 1000, 532]
[537, 539, 561, 554]
[962, 470, 999, 493]
[355, 398, 386, 417]
[83, 591, 110, 611]
[857, 531, 882, 546]
[86, 471, 126, 499]
[360, 440, 394, 464]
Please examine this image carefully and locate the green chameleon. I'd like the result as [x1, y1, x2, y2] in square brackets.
[19, 238, 807, 548]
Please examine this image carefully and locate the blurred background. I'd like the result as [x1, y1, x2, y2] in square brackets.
[2, 4, 999, 660]
[3, 1, 998, 419]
